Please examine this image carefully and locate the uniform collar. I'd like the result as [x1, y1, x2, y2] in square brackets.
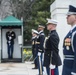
[50, 30, 56, 33]
[70, 24, 76, 31]
[39, 30, 43, 34]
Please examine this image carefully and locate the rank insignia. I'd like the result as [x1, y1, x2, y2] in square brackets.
[65, 38, 71, 46]
[64, 38, 71, 50]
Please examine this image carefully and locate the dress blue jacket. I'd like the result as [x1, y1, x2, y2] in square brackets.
[63, 25, 76, 74]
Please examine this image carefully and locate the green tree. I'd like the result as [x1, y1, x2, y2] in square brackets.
[23, 0, 55, 46]
[10, 0, 55, 46]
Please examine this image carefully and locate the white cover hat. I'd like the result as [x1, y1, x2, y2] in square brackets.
[38, 25, 45, 28]
[46, 18, 58, 25]
[32, 29, 39, 34]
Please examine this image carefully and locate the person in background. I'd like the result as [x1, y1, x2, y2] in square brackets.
[37, 24, 45, 75]
[62, 5, 76, 75]
[43, 19, 62, 75]
[32, 29, 39, 69]
[6, 27, 16, 59]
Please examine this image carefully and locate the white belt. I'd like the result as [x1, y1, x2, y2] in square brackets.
[64, 58, 74, 60]
[64, 55, 74, 60]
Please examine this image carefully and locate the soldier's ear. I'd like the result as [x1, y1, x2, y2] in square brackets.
[75, 15, 76, 19]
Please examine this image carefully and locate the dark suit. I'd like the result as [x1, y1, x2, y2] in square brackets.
[43, 30, 62, 75]
[62, 26, 76, 75]
[6, 31, 16, 59]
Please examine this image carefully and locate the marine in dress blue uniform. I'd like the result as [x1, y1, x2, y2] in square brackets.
[6, 27, 16, 59]
[43, 19, 62, 75]
[31, 29, 39, 69]
[62, 5, 76, 75]
[37, 25, 45, 75]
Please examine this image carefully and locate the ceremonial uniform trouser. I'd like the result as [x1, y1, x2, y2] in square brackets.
[34, 50, 38, 68]
[45, 66, 59, 75]
[38, 53, 44, 75]
[62, 59, 74, 75]
[46, 66, 50, 75]
[7, 44, 14, 59]
[54, 67, 59, 75]
[43, 52, 50, 75]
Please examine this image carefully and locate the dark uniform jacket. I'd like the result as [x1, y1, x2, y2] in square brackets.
[37, 31, 45, 53]
[32, 37, 37, 51]
[44, 30, 62, 67]
[32, 36, 38, 57]
[6, 31, 16, 45]
[62, 25, 76, 75]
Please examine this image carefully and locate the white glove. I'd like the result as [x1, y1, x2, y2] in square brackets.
[8, 41, 11, 44]
[49, 64, 55, 69]
[38, 52, 41, 56]
[71, 72, 76, 75]
[9, 36, 12, 40]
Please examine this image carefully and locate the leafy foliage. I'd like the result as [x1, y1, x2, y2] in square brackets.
[23, 0, 55, 45]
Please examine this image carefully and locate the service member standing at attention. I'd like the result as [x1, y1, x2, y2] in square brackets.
[62, 5, 76, 75]
[37, 24, 45, 75]
[6, 27, 16, 59]
[31, 29, 39, 69]
[43, 19, 62, 75]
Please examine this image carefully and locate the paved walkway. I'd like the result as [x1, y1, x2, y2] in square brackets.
[0, 62, 38, 75]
